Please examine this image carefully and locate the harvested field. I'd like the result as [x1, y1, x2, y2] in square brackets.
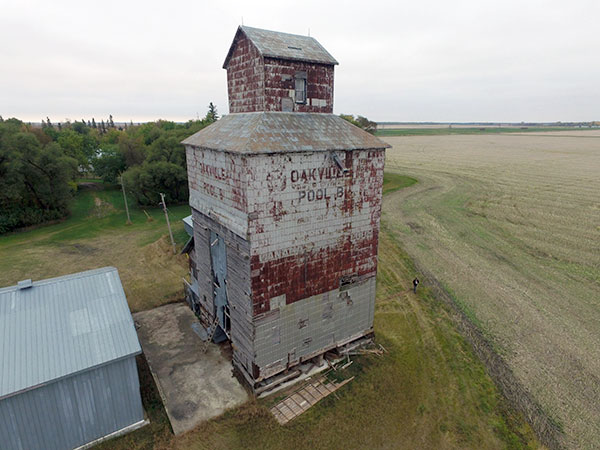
[383, 131, 600, 448]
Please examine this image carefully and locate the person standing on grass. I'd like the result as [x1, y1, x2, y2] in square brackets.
[413, 277, 419, 294]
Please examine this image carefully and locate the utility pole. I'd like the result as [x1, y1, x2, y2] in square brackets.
[159, 193, 177, 254]
[120, 174, 132, 225]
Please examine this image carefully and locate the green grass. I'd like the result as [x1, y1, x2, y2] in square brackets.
[0, 182, 191, 312]
[382, 173, 418, 195]
[375, 126, 585, 137]
[96, 172, 539, 449]
[0, 184, 190, 247]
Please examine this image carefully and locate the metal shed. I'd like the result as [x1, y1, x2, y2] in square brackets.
[0, 267, 145, 450]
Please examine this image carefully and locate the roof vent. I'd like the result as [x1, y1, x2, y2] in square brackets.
[287, 46, 302, 50]
[17, 279, 33, 290]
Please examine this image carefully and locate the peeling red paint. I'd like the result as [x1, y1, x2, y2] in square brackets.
[225, 36, 335, 113]
[250, 234, 379, 315]
[247, 149, 385, 316]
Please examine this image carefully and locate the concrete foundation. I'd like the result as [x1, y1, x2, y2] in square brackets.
[133, 303, 248, 435]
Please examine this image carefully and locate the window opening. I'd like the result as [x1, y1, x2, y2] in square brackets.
[295, 72, 307, 104]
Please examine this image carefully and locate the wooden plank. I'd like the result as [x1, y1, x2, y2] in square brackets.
[278, 404, 295, 421]
[270, 375, 355, 425]
[291, 393, 309, 410]
[270, 408, 287, 425]
[300, 387, 319, 404]
[322, 382, 336, 393]
[315, 383, 331, 396]
[284, 398, 302, 416]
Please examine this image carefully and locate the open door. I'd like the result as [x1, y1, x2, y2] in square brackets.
[209, 231, 230, 338]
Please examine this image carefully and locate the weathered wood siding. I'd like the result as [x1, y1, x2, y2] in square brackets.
[263, 57, 334, 113]
[226, 32, 265, 113]
[246, 149, 385, 315]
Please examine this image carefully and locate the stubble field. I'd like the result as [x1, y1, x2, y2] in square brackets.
[383, 131, 600, 448]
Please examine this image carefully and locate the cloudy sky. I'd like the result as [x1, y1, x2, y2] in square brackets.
[1, 0, 598, 123]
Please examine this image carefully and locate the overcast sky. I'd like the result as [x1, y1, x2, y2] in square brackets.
[1, 0, 598, 123]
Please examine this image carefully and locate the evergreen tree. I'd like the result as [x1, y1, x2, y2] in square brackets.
[0, 115, 4, 122]
[92, 118, 97, 129]
[109, 115, 115, 128]
[206, 102, 219, 122]
[41, 119, 47, 129]
[101, 120, 106, 133]
[58, 123, 62, 131]
[46, 117, 53, 128]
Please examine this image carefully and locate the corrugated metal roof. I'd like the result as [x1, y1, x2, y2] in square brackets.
[223, 26, 338, 68]
[182, 112, 389, 153]
[0, 267, 141, 400]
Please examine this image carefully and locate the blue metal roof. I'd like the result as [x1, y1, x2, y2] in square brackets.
[0, 267, 141, 400]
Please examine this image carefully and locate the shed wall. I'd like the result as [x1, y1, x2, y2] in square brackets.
[0, 357, 143, 450]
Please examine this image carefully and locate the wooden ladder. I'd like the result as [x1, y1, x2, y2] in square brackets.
[202, 316, 220, 353]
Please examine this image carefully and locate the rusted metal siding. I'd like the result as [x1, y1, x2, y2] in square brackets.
[264, 57, 334, 113]
[187, 20, 386, 384]
[226, 32, 265, 113]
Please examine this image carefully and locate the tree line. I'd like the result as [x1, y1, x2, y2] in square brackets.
[0, 104, 218, 233]
[0, 105, 376, 234]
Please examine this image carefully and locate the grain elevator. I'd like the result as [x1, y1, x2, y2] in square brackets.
[182, 26, 389, 391]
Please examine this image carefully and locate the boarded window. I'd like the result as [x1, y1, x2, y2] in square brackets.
[295, 72, 307, 104]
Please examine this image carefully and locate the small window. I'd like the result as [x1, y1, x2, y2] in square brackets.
[295, 72, 307, 104]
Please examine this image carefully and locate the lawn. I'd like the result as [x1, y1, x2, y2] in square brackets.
[382, 172, 418, 196]
[0, 182, 191, 312]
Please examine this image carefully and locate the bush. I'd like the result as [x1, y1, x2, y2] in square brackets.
[93, 145, 126, 183]
[122, 161, 188, 207]
[0, 130, 78, 233]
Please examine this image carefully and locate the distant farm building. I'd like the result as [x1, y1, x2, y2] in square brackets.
[182, 26, 388, 391]
[0, 268, 145, 450]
